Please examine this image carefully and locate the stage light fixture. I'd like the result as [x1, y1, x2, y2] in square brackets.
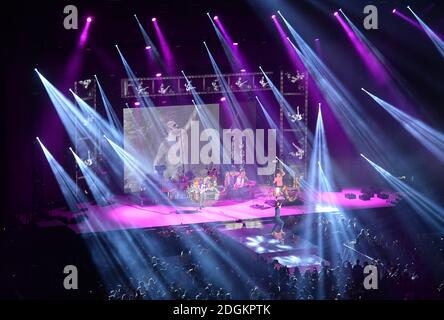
[155, 72, 162, 77]
[87, 17, 92, 23]
[392, 9, 397, 13]
[213, 16, 218, 20]
[240, 68, 246, 72]
[271, 15, 276, 19]
[134, 101, 141, 106]
[334, 11, 339, 16]
[220, 97, 226, 101]
[232, 42, 239, 46]
[145, 45, 152, 50]
[151, 17, 157, 22]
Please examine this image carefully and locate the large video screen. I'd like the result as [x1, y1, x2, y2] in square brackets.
[123, 104, 219, 192]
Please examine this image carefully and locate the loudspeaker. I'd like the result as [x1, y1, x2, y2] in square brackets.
[377, 193, 389, 200]
[359, 193, 372, 201]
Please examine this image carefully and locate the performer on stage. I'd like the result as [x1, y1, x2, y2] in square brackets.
[273, 168, 285, 197]
[198, 181, 207, 209]
[272, 200, 285, 240]
[233, 170, 247, 190]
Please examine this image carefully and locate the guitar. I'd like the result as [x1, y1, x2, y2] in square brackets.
[288, 106, 303, 122]
[84, 150, 93, 166]
[290, 143, 305, 160]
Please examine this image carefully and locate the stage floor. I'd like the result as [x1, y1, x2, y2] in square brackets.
[218, 223, 328, 272]
[46, 188, 396, 234]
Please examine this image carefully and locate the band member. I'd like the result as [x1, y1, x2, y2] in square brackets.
[198, 181, 207, 209]
[282, 185, 297, 202]
[273, 168, 285, 197]
[272, 200, 285, 237]
[233, 170, 247, 190]
[224, 171, 234, 189]
[205, 175, 220, 200]
[188, 179, 201, 202]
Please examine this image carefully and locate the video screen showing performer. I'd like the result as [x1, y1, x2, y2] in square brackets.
[123, 104, 219, 193]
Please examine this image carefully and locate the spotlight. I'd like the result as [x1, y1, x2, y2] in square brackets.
[134, 101, 141, 106]
[86, 16, 92, 23]
[151, 17, 157, 22]
[69, 147, 73, 151]
[213, 16, 218, 20]
[155, 72, 162, 77]
[334, 11, 338, 16]
[240, 68, 246, 72]
[220, 97, 226, 102]
[392, 9, 397, 13]
[271, 15, 276, 19]
[145, 45, 152, 50]
[407, 6, 411, 9]
[315, 38, 319, 41]
[36, 136, 40, 141]
[232, 42, 239, 46]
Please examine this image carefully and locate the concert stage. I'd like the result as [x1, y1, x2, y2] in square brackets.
[45, 188, 396, 234]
